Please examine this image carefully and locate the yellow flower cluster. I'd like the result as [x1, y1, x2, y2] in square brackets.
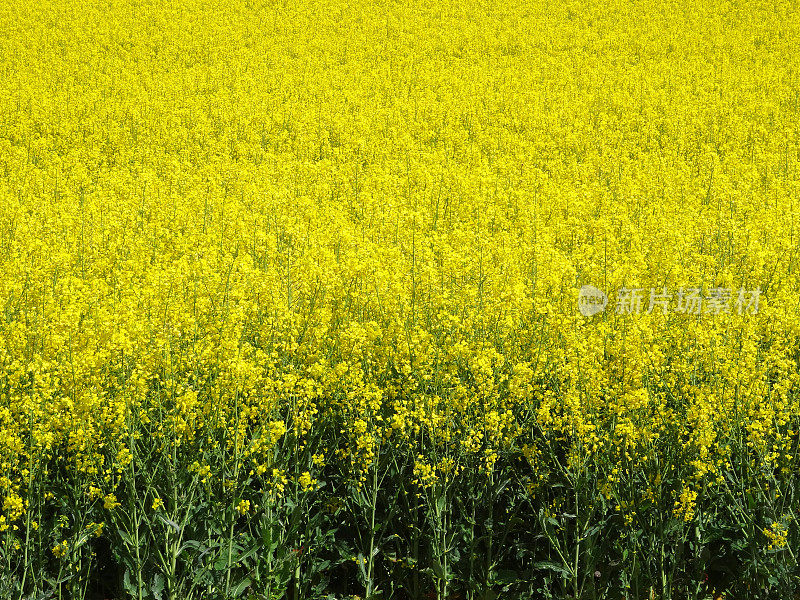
[0, 0, 797, 589]
[103, 494, 121, 511]
[674, 487, 698, 523]
[52, 540, 69, 559]
[297, 471, 318, 492]
[764, 522, 789, 550]
[235, 500, 250, 516]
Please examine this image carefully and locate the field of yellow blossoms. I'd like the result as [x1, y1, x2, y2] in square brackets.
[1, 0, 799, 598]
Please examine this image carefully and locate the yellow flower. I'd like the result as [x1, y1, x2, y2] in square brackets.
[298, 471, 318, 492]
[103, 494, 121, 510]
[673, 487, 697, 523]
[236, 500, 250, 515]
[764, 522, 788, 550]
[52, 540, 68, 558]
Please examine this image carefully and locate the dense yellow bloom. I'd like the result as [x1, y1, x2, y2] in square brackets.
[103, 494, 121, 511]
[764, 522, 789, 550]
[2, 493, 23, 523]
[0, 0, 797, 593]
[298, 472, 318, 492]
[674, 487, 698, 523]
[52, 540, 68, 558]
[270, 469, 288, 496]
[413, 456, 437, 489]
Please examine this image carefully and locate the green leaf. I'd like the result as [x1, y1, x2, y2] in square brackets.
[158, 514, 181, 532]
[123, 568, 137, 596]
[231, 578, 252, 597]
[232, 544, 260, 565]
[178, 539, 205, 554]
[213, 556, 230, 571]
[431, 559, 445, 580]
[357, 552, 368, 581]
[580, 523, 602, 540]
[533, 561, 571, 578]
[119, 530, 134, 547]
[435, 494, 446, 515]
[494, 569, 518, 584]
[151, 573, 164, 600]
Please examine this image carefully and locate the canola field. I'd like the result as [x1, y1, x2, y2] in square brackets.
[1, 0, 800, 598]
